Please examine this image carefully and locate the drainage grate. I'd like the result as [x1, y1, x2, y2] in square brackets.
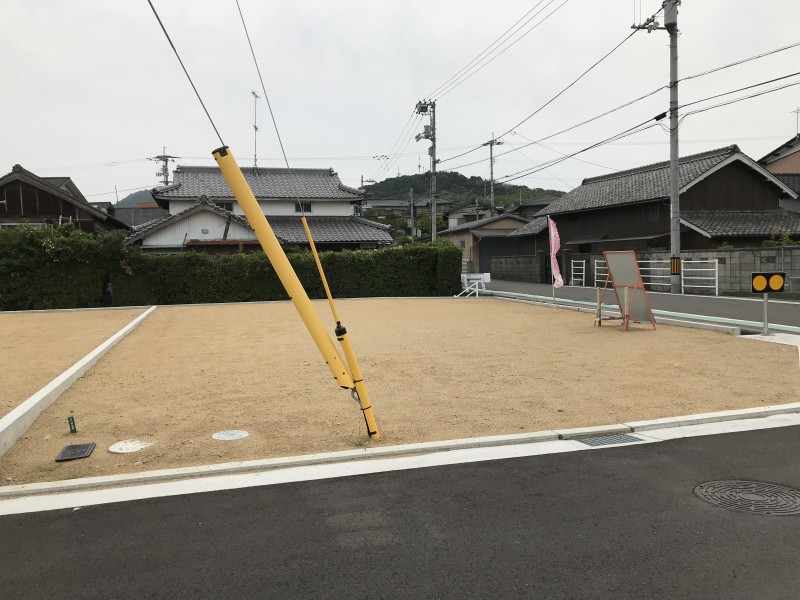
[694, 480, 800, 516]
[55, 443, 96, 462]
[577, 433, 642, 447]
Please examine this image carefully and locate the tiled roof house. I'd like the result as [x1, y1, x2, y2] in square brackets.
[130, 165, 392, 252]
[528, 145, 798, 251]
[0, 165, 129, 233]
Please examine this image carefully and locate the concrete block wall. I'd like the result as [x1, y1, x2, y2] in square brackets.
[490, 254, 544, 282]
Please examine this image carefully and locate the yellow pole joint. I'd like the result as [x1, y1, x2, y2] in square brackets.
[336, 324, 380, 439]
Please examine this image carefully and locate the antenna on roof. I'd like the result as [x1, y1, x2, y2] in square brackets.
[791, 106, 800, 135]
[252, 90, 260, 169]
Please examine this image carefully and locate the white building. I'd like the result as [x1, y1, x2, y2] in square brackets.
[126, 165, 392, 252]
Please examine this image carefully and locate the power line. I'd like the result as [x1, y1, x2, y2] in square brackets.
[433, 0, 572, 100]
[441, 46, 800, 169]
[496, 25, 645, 140]
[498, 120, 660, 184]
[425, 0, 550, 99]
[146, 0, 224, 147]
[682, 79, 800, 118]
[681, 40, 800, 83]
[678, 71, 800, 111]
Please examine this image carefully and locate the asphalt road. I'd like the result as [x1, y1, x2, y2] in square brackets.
[2, 426, 799, 599]
[487, 280, 800, 328]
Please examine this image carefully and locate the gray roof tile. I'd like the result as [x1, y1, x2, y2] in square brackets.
[681, 210, 800, 237]
[439, 214, 529, 235]
[509, 216, 548, 237]
[775, 173, 800, 195]
[537, 146, 740, 216]
[267, 216, 392, 244]
[153, 166, 364, 201]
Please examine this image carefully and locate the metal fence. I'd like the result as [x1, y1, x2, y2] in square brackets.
[637, 259, 671, 291]
[570, 259, 586, 286]
[594, 259, 611, 288]
[681, 258, 719, 296]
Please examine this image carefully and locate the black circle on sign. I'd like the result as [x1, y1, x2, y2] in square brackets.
[694, 480, 800, 516]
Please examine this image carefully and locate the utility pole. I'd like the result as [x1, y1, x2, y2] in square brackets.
[409, 188, 415, 243]
[483, 132, 504, 216]
[634, 1, 681, 293]
[415, 100, 438, 241]
[251, 91, 260, 168]
[148, 147, 179, 187]
[792, 107, 800, 135]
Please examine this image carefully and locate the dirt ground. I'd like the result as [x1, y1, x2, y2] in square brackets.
[0, 308, 145, 417]
[2, 298, 798, 485]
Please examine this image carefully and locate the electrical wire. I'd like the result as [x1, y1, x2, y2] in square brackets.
[146, 0, 224, 147]
[425, 0, 550, 99]
[681, 40, 800, 83]
[678, 71, 800, 111]
[495, 26, 644, 140]
[682, 79, 800, 118]
[497, 119, 659, 183]
[433, 0, 571, 100]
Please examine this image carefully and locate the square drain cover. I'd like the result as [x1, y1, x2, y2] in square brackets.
[578, 434, 642, 447]
[56, 443, 96, 462]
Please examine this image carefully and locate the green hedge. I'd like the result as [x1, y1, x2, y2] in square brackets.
[0, 225, 462, 310]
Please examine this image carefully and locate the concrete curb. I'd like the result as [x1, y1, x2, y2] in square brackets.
[0, 430, 560, 499]
[3, 401, 800, 499]
[0, 306, 158, 458]
[624, 402, 800, 431]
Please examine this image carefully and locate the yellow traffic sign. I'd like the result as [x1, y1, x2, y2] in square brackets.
[752, 272, 785, 293]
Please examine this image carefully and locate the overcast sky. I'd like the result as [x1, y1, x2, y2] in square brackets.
[2, 0, 799, 202]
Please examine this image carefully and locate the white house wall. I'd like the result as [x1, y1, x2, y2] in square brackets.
[170, 199, 353, 217]
[142, 211, 256, 247]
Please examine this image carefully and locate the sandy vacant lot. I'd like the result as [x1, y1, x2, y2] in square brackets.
[1, 298, 798, 485]
[0, 308, 145, 417]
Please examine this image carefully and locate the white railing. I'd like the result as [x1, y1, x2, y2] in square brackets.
[594, 259, 611, 288]
[681, 259, 719, 296]
[637, 259, 671, 291]
[570, 259, 586, 286]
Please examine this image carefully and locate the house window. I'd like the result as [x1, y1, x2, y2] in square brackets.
[215, 202, 233, 212]
[294, 202, 312, 213]
[645, 203, 659, 223]
[460, 240, 466, 249]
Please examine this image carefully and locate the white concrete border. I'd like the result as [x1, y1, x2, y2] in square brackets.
[2, 400, 799, 500]
[0, 306, 158, 457]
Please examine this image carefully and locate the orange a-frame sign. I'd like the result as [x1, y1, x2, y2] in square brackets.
[594, 250, 656, 331]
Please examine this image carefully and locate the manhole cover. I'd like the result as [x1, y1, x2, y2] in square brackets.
[108, 440, 154, 454]
[578, 433, 642, 447]
[694, 480, 800, 515]
[212, 430, 249, 441]
[56, 443, 96, 462]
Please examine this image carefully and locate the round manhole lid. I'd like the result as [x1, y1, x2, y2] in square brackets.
[212, 430, 249, 441]
[694, 480, 800, 516]
[108, 440, 154, 454]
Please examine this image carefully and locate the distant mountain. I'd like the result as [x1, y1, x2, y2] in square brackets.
[116, 189, 155, 208]
[363, 171, 564, 209]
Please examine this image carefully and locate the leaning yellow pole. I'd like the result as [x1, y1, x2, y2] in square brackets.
[300, 217, 379, 438]
[212, 146, 354, 389]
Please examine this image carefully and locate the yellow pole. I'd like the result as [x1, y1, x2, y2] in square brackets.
[300, 217, 379, 438]
[212, 146, 354, 389]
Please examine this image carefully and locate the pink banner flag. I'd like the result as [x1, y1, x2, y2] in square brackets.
[548, 217, 564, 288]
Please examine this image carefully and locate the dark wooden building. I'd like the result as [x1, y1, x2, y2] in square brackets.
[521, 145, 799, 252]
[0, 165, 129, 233]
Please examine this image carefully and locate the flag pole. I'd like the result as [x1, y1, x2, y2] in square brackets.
[548, 217, 555, 306]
